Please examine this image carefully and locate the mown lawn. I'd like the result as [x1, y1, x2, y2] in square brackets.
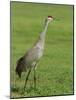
[11, 2, 74, 98]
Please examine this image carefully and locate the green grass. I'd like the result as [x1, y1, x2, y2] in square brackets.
[11, 2, 74, 98]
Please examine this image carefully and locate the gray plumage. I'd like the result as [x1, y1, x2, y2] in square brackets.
[16, 16, 53, 89]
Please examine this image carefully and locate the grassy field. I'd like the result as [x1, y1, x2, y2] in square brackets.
[11, 2, 74, 98]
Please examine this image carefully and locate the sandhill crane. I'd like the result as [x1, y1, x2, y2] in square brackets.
[16, 16, 53, 90]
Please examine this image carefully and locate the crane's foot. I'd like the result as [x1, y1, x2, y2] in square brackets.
[20, 84, 26, 94]
[23, 85, 26, 91]
[20, 87, 26, 94]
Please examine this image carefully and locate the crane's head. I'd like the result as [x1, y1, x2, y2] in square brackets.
[47, 16, 53, 22]
[47, 16, 53, 20]
[45, 16, 53, 25]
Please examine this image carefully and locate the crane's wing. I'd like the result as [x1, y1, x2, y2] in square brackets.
[24, 46, 43, 65]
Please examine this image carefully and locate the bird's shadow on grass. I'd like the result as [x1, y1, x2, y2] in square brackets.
[11, 86, 41, 96]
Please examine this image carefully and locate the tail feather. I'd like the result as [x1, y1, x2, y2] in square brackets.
[15, 56, 24, 78]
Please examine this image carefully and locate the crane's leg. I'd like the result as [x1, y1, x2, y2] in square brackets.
[34, 63, 38, 89]
[34, 67, 36, 89]
[23, 68, 31, 90]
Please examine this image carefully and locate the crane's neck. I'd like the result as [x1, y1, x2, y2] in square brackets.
[39, 20, 50, 48]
